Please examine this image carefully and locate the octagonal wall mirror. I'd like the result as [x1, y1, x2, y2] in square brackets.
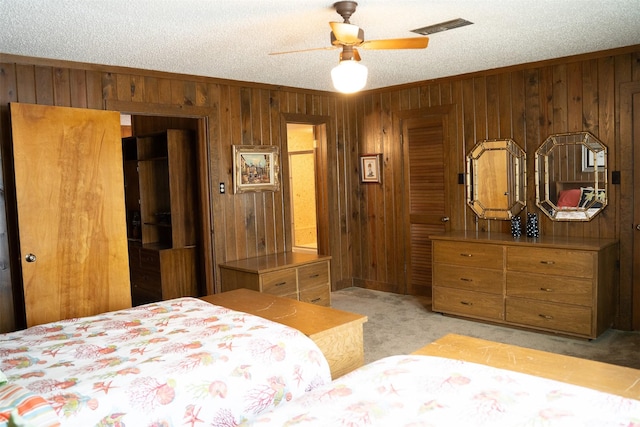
[466, 139, 526, 220]
[535, 131, 607, 221]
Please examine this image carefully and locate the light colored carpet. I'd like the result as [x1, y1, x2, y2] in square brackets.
[331, 286, 640, 369]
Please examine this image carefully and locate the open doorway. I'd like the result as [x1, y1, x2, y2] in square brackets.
[287, 123, 318, 254]
[119, 113, 207, 303]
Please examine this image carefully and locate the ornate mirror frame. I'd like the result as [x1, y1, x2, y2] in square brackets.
[535, 131, 607, 221]
[466, 139, 527, 220]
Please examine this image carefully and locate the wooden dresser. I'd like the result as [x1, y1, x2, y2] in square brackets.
[128, 242, 197, 305]
[431, 232, 618, 339]
[219, 252, 331, 306]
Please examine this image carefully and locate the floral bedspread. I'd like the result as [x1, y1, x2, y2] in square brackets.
[0, 297, 331, 427]
[246, 355, 640, 426]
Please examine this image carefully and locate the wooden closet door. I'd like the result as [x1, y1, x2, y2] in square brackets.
[402, 114, 451, 297]
[8, 103, 131, 327]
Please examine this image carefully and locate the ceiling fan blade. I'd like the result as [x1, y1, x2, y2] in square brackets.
[360, 37, 429, 50]
[330, 22, 364, 45]
[269, 46, 337, 56]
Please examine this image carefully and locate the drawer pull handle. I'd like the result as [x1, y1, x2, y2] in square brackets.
[460, 278, 473, 282]
[308, 274, 320, 278]
[310, 297, 321, 303]
[460, 301, 473, 306]
[540, 260, 555, 265]
[275, 282, 287, 286]
[538, 314, 554, 320]
[460, 253, 473, 257]
[540, 287, 553, 292]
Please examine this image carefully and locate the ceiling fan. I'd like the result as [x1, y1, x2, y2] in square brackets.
[270, 1, 429, 93]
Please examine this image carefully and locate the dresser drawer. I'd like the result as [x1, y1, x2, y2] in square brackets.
[128, 246, 141, 267]
[507, 247, 594, 278]
[299, 284, 330, 307]
[139, 249, 161, 271]
[298, 262, 329, 290]
[433, 241, 503, 269]
[261, 269, 298, 296]
[131, 286, 162, 306]
[506, 298, 592, 336]
[434, 264, 503, 294]
[433, 287, 503, 321]
[131, 268, 162, 305]
[507, 272, 592, 306]
[130, 268, 161, 292]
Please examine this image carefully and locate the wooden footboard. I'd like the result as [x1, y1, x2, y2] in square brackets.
[201, 289, 367, 379]
[414, 334, 640, 400]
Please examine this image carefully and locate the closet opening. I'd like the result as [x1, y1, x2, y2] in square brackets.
[120, 113, 209, 303]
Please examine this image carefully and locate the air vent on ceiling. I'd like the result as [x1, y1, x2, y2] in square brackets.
[411, 18, 473, 36]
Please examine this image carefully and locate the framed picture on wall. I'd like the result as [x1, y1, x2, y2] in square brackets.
[360, 154, 382, 183]
[581, 145, 606, 172]
[232, 145, 280, 193]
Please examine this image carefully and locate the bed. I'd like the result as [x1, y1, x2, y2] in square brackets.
[245, 334, 640, 426]
[552, 181, 604, 219]
[0, 297, 331, 426]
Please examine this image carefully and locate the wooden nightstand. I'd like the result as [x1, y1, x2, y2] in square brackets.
[219, 252, 331, 306]
[201, 288, 367, 379]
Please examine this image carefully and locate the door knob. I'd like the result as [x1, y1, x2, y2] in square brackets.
[636, 224, 640, 231]
[441, 217, 450, 222]
[25, 253, 36, 263]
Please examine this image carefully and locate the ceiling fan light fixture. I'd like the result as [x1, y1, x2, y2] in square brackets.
[331, 59, 368, 94]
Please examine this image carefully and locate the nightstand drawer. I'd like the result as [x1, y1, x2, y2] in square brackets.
[506, 298, 591, 336]
[507, 247, 593, 278]
[299, 285, 330, 306]
[434, 264, 503, 294]
[433, 287, 503, 321]
[433, 241, 503, 269]
[298, 262, 329, 290]
[507, 272, 592, 306]
[261, 269, 298, 296]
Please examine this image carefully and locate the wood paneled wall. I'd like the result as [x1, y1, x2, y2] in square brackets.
[1, 45, 639, 332]
[350, 47, 640, 330]
[0, 56, 359, 332]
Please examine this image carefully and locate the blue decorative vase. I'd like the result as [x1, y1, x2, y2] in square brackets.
[526, 212, 540, 238]
[510, 216, 522, 237]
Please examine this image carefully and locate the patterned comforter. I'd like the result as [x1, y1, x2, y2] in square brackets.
[246, 354, 640, 426]
[0, 297, 331, 426]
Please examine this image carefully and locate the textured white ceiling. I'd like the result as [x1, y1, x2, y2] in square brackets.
[1, 0, 639, 93]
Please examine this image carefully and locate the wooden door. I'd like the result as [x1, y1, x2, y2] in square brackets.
[314, 124, 330, 256]
[634, 91, 640, 330]
[8, 103, 131, 327]
[402, 113, 452, 297]
[620, 82, 640, 331]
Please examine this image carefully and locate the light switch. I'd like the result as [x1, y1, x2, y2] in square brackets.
[219, 182, 225, 194]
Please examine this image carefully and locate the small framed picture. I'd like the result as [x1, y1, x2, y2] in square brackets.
[360, 154, 382, 183]
[581, 145, 606, 172]
[232, 145, 280, 194]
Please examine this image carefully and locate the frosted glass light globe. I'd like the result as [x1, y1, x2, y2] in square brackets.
[331, 60, 368, 94]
